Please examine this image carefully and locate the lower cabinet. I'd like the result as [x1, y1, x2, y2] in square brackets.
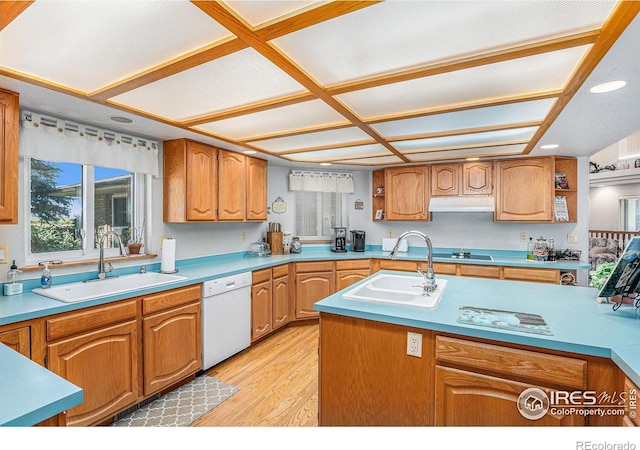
[295, 261, 335, 319]
[335, 259, 371, 291]
[46, 300, 140, 427]
[0, 324, 30, 358]
[251, 264, 290, 342]
[141, 285, 201, 396]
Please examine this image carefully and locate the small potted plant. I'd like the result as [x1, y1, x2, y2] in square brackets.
[126, 221, 145, 255]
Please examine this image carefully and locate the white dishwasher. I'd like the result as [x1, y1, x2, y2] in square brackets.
[201, 272, 252, 371]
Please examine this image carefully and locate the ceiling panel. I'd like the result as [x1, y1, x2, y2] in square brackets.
[273, 0, 616, 85]
[392, 127, 539, 152]
[193, 99, 348, 140]
[250, 127, 372, 153]
[286, 144, 391, 162]
[371, 99, 555, 138]
[0, 1, 231, 92]
[110, 48, 308, 121]
[226, 1, 323, 27]
[337, 155, 404, 165]
[408, 144, 528, 162]
[337, 47, 589, 119]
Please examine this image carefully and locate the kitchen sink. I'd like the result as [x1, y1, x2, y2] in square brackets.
[342, 273, 447, 309]
[432, 252, 493, 261]
[32, 272, 188, 303]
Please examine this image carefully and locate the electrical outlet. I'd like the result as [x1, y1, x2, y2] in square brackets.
[567, 233, 580, 244]
[407, 331, 422, 357]
[388, 230, 393, 238]
[520, 232, 528, 242]
[242, 232, 246, 241]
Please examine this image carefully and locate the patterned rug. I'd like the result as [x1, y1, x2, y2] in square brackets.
[112, 375, 239, 427]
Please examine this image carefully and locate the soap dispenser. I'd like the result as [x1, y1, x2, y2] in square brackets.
[40, 264, 52, 289]
[4, 260, 23, 296]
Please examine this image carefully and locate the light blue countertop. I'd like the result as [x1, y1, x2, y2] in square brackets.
[0, 246, 590, 426]
[0, 344, 82, 426]
[314, 270, 640, 387]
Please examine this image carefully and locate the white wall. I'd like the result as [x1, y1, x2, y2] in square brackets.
[589, 183, 640, 230]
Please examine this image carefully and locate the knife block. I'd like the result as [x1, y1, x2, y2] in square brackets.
[267, 232, 283, 255]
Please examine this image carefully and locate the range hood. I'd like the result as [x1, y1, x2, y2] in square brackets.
[428, 197, 495, 212]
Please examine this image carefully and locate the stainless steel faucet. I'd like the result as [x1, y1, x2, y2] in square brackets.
[97, 230, 127, 279]
[389, 230, 437, 295]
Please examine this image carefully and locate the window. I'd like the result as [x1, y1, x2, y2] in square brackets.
[620, 197, 640, 231]
[28, 158, 145, 263]
[295, 191, 348, 240]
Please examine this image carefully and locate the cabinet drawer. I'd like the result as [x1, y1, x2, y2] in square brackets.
[142, 285, 200, 315]
[378, 260, 417, 272]
[503, 267, 558, 284]
[433, 262, 457, 275]
[459, 264, 500, 279]
[252, 268, 272, 284]
[296, 261, 334, 273]
[335, 259, 370, 271]
[435, 336, 587, 388]
[271, 264, 289, 279]
[47, 300, 138, 342]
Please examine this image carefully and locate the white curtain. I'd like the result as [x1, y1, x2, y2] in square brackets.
[19, 111, 160, 176]
[289, 170, 354, 193]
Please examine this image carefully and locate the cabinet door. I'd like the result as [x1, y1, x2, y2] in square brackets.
[431, 164, 460, 197]
[272, 275, 289, 330]
[47, 321, 139, 427]
[495, 158, 553, 221]
[462, 161, 492, 195]
[186, 141, 218, 221]
[0, 326, 30, 358]
[219, 150, 246, 221]
[0, 89, 19, 223]
[336, 269, 370, 291]
[252, 280, 272, 341]
[385, 166, 430, 221]
[143, 302, 201, 396]
[246, 156, 268, 221]
[295, 271, 335, 319]
[435, 366, 584, 426]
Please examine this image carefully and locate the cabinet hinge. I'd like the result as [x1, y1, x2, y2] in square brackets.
[44, 355, 48, 368]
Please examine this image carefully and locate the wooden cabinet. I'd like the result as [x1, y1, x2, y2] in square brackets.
[252, 265, 290, 341]
[0, 325, 30, 358]
[164, 138, 218, 222]
[462, 161, 493, 195]
[295, 261, 335, 319]
[495, 156, 576, 222]
[434, 335, 586, 426]
[373, 166, 430, 221]
[141, 285, 201, 396]
[45, 300, 139, 427]
[0, 88, 19, 223]
[431, 163, 461, 196]
[163, 139, 267, 222]
[335, 259, 371, 291]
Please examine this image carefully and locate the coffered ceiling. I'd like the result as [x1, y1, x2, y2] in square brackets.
[1, 1, 639, 167]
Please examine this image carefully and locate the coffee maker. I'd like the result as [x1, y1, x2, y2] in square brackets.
[350, 230, 366, 252]
[331, 227, 347, 253]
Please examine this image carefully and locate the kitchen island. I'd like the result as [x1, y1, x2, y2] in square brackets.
[314, 271, 640, 426]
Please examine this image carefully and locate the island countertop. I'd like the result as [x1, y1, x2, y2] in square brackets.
[314, 270, 640, 386]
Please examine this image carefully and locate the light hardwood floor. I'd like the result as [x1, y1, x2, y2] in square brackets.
[192, 322, 319, 427]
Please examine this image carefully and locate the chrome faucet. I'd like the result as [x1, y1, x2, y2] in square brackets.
[97, 231, 127, 279]
[389, 230, 437, 295]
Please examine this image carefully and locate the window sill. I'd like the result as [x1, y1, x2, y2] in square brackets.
[20, 253, 158, 272]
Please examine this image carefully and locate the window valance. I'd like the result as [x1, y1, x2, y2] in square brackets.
[19, 111, 160, 176]
[289, 170, 354, 193]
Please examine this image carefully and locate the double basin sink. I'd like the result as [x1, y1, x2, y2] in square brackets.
[32, 272, 188, 303]
[343, 273, 447, 309]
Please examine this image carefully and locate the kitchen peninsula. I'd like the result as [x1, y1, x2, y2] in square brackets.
[315, 271, 640, 427]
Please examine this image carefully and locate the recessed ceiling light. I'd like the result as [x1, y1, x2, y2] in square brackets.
[320, 162, 332, 166]
[466, 157, 480, 161]
[589, 80, 627, 94]
[243, 150, 257, 155]
[109, 116, 134, 124]
[540, 144, 559, 149]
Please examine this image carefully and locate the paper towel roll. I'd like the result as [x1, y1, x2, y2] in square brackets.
[161, 238, 177, 273]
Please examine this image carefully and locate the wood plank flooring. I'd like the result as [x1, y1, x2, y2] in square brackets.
[192, 322, 319, 427]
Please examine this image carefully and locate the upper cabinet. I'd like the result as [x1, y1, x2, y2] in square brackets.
[495, 156, 576, 222]
[163, 139, 267, 223]
[431, 161, 493, 197]
[373, 166, 430, 221]
[0, 89, 19, 224]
